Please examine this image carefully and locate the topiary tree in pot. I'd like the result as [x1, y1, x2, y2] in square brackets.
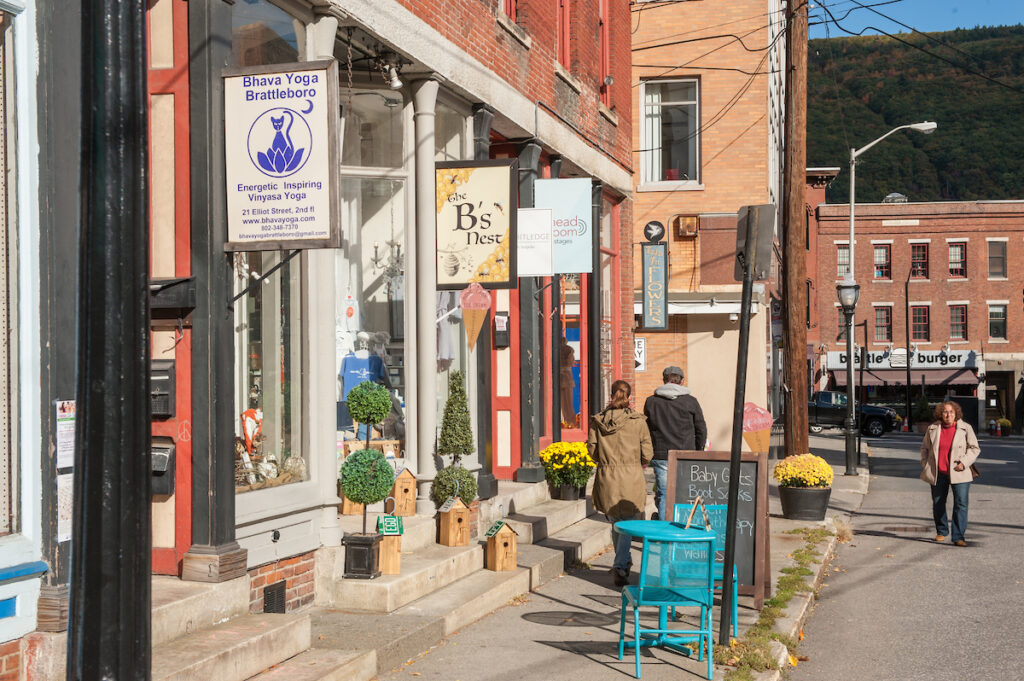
[432, 371, 478, 509]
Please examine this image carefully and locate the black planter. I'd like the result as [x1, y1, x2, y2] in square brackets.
[778, 486, 831, 521]
[557, 484, 582, 501]
[343, 533, 382, 579]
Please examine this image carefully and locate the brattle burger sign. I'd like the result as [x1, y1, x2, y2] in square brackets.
[828, 349, 978, 369]
[222, 61, 341, 250]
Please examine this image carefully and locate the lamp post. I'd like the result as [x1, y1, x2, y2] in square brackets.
[837, 279, 861, 476]
[844, 120, 937, 472]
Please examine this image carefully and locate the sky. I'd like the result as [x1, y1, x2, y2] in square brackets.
[808, 0, 1024, 40]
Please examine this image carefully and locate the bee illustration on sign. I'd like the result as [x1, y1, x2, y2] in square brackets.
[247, 107, 313, 178]
[438, 241, 473, 277]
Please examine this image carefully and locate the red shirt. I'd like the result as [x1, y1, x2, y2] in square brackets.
[937, 424, 956, 474]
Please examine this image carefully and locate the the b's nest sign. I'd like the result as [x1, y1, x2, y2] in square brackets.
[223, 60, 341, 251]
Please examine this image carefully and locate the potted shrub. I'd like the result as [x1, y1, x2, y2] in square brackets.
[431, 371, 478, 509]
[773, 453, 834, 521]
[538, 441, 596, 500]
[997, 417, 1012, 436]
[340, 379, 394, 579]
[912, 395, 933, 433]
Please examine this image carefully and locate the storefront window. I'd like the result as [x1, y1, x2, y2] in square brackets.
[335, 177, 408, 457]
[560, 275, 583, 429]
[599, 196, 619, 405]
[435, 102, 466, 162]
[231, 0, 301, 68]
[233, 252, 306, 491]
[231, 0, 307, 492]
[342, 91, 404, 168]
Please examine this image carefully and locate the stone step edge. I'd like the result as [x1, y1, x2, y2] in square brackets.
[151, 575, 250, 648]
[246, 648, 376, 681]
[504, 497, 592, 544]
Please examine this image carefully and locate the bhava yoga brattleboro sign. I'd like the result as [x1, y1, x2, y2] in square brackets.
[222, 60, 341, 250]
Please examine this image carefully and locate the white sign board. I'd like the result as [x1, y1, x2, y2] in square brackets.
[535, 178, 593, 274]
[223, 61, 340, 250]
[828, 349, 978, 369]
[516, 208, 553, 277]
[634, 337, 647, 372]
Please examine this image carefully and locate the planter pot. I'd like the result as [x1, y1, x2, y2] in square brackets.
[342, 533, 382, 579]
[778, 486, 831, 521]
[557, 484, 584, 501]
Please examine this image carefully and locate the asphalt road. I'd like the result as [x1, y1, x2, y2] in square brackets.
[790, 432, 1024, 681]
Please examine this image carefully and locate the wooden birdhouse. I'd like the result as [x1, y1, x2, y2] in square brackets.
[376, 515, 404, 575]
[438, 497, 471, 547]
[337, 482, 364, 515]
[390, 468, 417, 517]
[485, 520, 518, 572]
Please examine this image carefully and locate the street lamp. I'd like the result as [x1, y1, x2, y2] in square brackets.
[837, 278, 861, 476]
[844, 121, 936, 473]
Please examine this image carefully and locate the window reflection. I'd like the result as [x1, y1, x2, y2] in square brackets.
[231, 0, 301, 68]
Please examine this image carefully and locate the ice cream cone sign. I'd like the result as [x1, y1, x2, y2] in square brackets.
[459, 282, 492, 351]
[742, 402, 773, 453]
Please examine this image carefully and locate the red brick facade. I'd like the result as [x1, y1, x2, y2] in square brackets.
[248, 550, 316, 614]
[815, 202, 1024, 352]
[0, 639, 20, 681]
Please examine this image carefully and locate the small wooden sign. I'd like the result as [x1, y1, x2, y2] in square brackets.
[390, 469, 417, 517]
[376, 515, 404, 536]
[485, 523, 517, 572]
[439, 497, 470, 547]
[379, 534, 401, 575]
[439, 496, 458, 513]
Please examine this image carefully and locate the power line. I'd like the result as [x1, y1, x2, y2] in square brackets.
[815, 1, 1024, 96]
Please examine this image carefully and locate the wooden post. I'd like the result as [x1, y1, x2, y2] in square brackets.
[485, 523, 518, 572]
[782, 0, 809, 456]
[390, 469, 417, 516]
[438, 498, 470, 547]
[379, 535, 402, 575]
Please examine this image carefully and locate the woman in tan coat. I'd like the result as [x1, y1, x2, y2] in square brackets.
[588, 380, 653, 586]
[920, 401, 980, 546]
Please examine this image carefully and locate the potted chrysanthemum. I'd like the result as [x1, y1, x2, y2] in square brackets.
[538, 441, 596, 500]
[773, 453, 834, 521]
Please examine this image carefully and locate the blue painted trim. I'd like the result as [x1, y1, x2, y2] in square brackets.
[0, 560, 48, 585]
[0, 597, 14, 618]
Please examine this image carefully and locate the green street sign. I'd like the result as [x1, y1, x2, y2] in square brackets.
[376, 515, 404, 536]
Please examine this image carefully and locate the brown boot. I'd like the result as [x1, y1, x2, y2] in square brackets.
[954, 540, 967, 547]
[935, 535, 946, 542]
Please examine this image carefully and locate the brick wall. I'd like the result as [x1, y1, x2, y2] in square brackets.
[815, 202, 1024, 354]
[248, 550, 316, 614]
[634, 315, 688, 406]
[0, 639, 21, 681]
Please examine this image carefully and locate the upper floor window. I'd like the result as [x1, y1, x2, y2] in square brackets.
[556, 0, 570, 66]
[874, 306, 892, 341]
[504, 0, 516, 20]
[989, 304, 1007, 340]
[911, 305, 930, 342]
[948, 242, 966, 278]
[949, 305, 967, 341]
[598, 0, 610, 106]
[910, 243, 929, 279]
[836, 244, 850, 279]
[836, 308, 847, 342]
[641, 79, 699, 184]
[873, 244, 891, 279]
[988, 240, 1007, 278]
[231, 0, 300, 67]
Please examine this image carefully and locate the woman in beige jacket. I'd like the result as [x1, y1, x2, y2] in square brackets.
[920, 401, 980, 546]
[588, 380, 653, 586]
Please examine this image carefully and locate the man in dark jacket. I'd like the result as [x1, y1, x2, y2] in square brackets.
[643, 366, 707, 520]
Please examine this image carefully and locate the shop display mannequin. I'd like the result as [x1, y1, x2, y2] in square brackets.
[339, 331, 390, 439]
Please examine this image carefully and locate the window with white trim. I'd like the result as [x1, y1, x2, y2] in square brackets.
[949, 305, 967, 341]
[0, 12, 13, 537]
[989, 304, 1007, 340]
[988, 241, 1007, 278]
[836, 244, 849, 279]
[948, 242, 966, 278]
[874, 306, 892, 342]
[641, 79, 699, 184]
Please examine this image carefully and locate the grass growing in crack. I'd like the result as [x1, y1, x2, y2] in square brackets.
[716, 527, 832, 679]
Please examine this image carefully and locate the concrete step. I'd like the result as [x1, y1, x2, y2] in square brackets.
[516, 543, 567, 589]
[337, 512, 436, 552]
[151, 575, 249, 647]
[247, 648, 375, 681]
[311, 608, 444, 676]
[538, 514, 614, 566]
[325, 543, 483, 613]
[505, 497, 591, 544]
[395, 563, 531, 636]
[477, 480, 552, 533]
[152, 613, 310, 681]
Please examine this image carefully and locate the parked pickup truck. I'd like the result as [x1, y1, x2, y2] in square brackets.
[808, 391, 901, 437]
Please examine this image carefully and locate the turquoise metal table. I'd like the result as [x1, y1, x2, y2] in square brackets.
[614, 520, 717, 678]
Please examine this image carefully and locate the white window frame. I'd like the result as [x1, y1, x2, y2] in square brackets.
[638, 78, 702, 190]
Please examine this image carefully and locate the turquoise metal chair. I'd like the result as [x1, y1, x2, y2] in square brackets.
[617, 531, 715, 679]
[673, 503, 739, 637]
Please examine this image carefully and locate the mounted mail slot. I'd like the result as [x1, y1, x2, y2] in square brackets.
[151, 359, 175, 419]
[152, 438, 176, 496]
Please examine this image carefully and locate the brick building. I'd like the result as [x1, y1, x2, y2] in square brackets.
[631, 0, 786, 446]
[814, 199, 1024, 432]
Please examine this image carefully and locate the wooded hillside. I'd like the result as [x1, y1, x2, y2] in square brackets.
[808, 25, 1024, 204]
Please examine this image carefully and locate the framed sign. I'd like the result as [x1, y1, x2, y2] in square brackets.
[516, 208, 554, 277]
[642, 242, 668, 329]
[665, 450, 770, 608]
[435, 160, 519, 289]
[535, 178, 594, 274]
[223, 60, 341, 250]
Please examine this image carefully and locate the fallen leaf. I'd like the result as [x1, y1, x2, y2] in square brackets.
[410, 673, 422, 677]
[884, 554, 894, 558]
[797, 655, 810, 661]
[799, 629, 805, 641]
[789, 654, 799, 667]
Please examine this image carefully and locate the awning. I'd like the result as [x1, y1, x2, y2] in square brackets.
[832, 368, 978, 387]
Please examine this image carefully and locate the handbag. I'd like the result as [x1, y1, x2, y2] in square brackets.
[970, 463, 980, 480]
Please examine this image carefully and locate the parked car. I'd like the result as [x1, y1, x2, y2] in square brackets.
[808, 391, 901, 437]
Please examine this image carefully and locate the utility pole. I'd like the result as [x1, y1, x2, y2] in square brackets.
[781, 0, 809, 455]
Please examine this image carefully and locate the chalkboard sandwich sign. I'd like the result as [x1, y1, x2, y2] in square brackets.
[665, 449, 770, 608]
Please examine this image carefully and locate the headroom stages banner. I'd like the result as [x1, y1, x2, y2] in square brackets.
[435, 160, 519, 289]
[223, 60, 340, 250]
